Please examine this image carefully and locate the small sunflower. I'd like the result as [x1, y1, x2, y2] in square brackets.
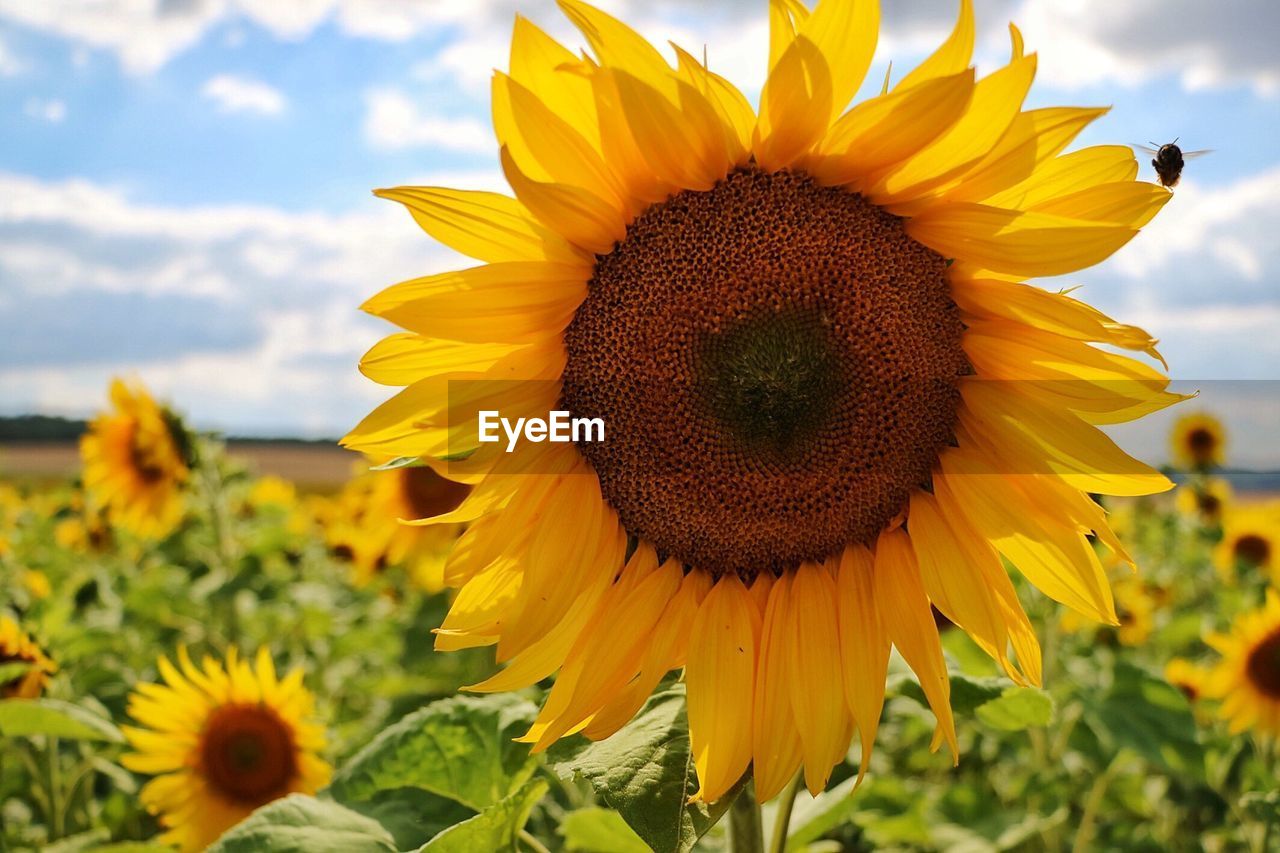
[346, 0, 1180, 800]
[122, 647, 331, 852]
[1205, 590, 1280, 737]
[0, 614, 57, 699]
[246, 475, 298, 512]
[1165, 657, 1209, 703]
[1214, 503, 1280, 581]
[81, 379, 192, 539]
[1176, 476, 1232, 526]
[1060, 575, 1157, 647]
[1170, 412, 1226, 471]
[325, 463, 468, 591]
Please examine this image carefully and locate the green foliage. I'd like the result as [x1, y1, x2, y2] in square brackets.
[206, 795, 397, 852]
[0, 699, 124, 742]
[549, 683, 736, 853]
[417, 779, 548, 852]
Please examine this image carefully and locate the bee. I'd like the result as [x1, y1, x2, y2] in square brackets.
[1135, 139, 1212, 188]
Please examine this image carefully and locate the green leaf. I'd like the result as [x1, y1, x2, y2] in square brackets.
[1240, 791, 1280, 823]
[88, 845, 180, 853]
[0, 661, 33, 684]
[548, 683, 735, 853]
[419, 778, 548, 853]
[369, 456, 422, 471]
[327, 693, 538, 811]
[0, 699, 124, 743]
[344, 788, 476, 850]
[207, 794, 397, 853]
[1090, 661, 1204, 778]
[974, 687, 1054, 731]
[896, 673, 1007, 716]
[784, 775, 861, 849]
[561, 808, 651, 853]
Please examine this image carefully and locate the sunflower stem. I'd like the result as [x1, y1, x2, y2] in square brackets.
[728, 780, 764, 853]
[768, 772, 804, 853]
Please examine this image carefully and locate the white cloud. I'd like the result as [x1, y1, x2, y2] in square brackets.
[201, 73, 286, 115]
[0, 170, 470, 435]
[0, 33, 24, 76]
[23, 97, 66, 123]
[362, 89, 493, 153]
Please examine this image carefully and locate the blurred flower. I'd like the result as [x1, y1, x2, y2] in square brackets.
[1175, 477, 1232, 526]
[1205, 590, 1280, 737]
[1060, 575, 1157, 646]
[81, 379, 191, 539]
[246, 475, 298, 512]
[1170, 412, 1226, 471]
[0, 614, 57, 699]
[122, 647, 331, 852]
[1165, 657, 1209, 703]
[324, 464, 467, 591]
[345, 0, 1177, 802]
[1214, 503, 1280, 580]
[53, 508, 114, 554]
[20, 569, 50, 600]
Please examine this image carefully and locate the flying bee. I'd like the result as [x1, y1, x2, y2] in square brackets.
[1135, 139, 1213, 188]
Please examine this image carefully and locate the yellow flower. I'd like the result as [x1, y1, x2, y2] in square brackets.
[1175, 477, 1232, 526]
[1165, 657, 1209, 703]
[21, 569, 51, 600]
[122, 648, 331, 852]
[81, 379, 190, 539]
[1170, 412, 1226, 470]
[1214, 503, 1280, 580]
[0, 615, 57, 699]
[246, 475, 298, 511]
[345, 0, 1178, 802]
[1060, 575, 1157, 647]
[325, 464, 468, 591]
[1205, 590, 1280, 737]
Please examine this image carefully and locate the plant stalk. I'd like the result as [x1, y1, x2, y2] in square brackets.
[768, 772, 804, 853]
[729, 781, 765, 853]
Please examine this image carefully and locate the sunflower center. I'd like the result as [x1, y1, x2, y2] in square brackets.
[1187, 428, 1216, 458]
[1245, 629, 1280, 699]
[128, 426, 168, 484]
[1199, 493, 1221, 516]
[560, 168, 967, 575]
[200, 704, 296, 804]
[1236, 534, 1272, 567]
[399, 466, 470, 520]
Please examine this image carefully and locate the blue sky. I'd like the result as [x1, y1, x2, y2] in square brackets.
[0, 0, 1277, 463]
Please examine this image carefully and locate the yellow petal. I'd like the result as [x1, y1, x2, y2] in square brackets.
[835, 544, 890, 785]
[1030, 180, 1171, 227]
[558, 0, 671, 88]
[986, 144, 1138, 210]
[767, 0, 809, 71]
[500, 147, 626, 255]
[362, 262, 587, 344]
[906, 203, 1138, 277]
[806, 70, 974, 188]
[687, 575, 759, 803]
[787, 562, 850, 795]
[359, 335, 520, 386]
[672, 44, 753, 163]
[751, 572, 805, 802]
[873, 528, 957, 759]
[866, 54, 1036, 207]
[374, 186, 586, 264]
[509, 15, 601, 151]
[893, 0, 973, 91]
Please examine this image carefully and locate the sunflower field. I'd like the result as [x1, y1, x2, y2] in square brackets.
[3, 0, 1278, 851]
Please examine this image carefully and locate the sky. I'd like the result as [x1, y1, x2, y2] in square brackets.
[0, 0, 1277, 463]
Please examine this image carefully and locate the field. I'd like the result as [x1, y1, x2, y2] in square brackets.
[3, 416, 1280, 853]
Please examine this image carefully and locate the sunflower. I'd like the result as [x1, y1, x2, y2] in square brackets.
[345, 0, 1179, 801]
[0, 614, 57, 699]
[1060, 575, 1158, 647]
[1214, 503, 1280, 581]
[1170, 412, 1226, 471]
[1205, 590, 1280, 737]
[1176, 476, 1232, 526]
[81, 379, 191, 539]
[1165, 657, 1209, 703]
[325, 463, 468, 590]
[122, 647, 331, 852]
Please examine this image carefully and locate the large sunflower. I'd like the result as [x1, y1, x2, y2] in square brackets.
[81, 379, 191, 539]
[1205, 591, 1280, 737]
[345, 0, 1180, 801]
[1170, 412, 1226, 471]
[122, 647, 331, 852]
[0, 615, 57, 699]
